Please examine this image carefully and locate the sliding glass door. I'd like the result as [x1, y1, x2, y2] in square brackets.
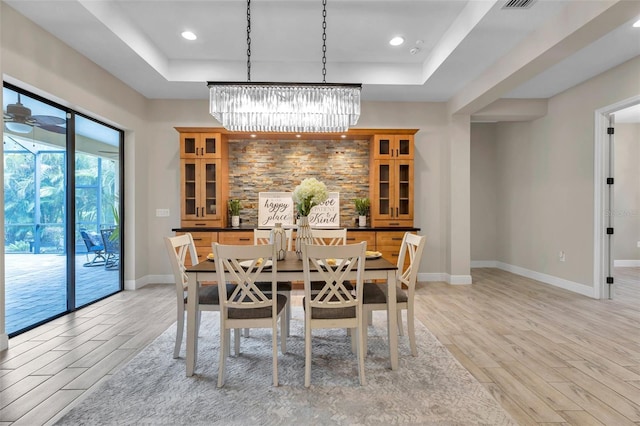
[75, 115, 122, 307]
[3, 83, 123, 336]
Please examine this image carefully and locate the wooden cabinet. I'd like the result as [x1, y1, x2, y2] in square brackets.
[370, 134, 414, 227]
[180, 133, 222, 159]
[218, 231, 253, 245]
[176, 231, 217, 265]
[179, 132, 228, 228]
[346, 231, 376, 251]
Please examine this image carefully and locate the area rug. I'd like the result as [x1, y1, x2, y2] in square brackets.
[54, 309, 516, 425]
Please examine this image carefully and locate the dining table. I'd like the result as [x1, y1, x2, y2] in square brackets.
[185, 251, 399, 376]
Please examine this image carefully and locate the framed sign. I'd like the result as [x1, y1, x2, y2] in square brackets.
[308, 192, 340, 228]
[258, 192, 295, 227]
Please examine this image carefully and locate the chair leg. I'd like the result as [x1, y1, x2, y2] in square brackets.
[397, 309, 404, 336]
[357, 322, 366, 386]
[362, 308, 369, 355]
[174, 308, 184, 359]
[350, 327, 357, 354]
[285, 293, 291, 337]
[368, 310, 373, 326]
[304, 321, 312, 388]
[272, 320, 279, 386]
[243, 328, 250, 337]
[218, 327, 228, 388]
[407, 306, 417, 356]
[234, 328, 241, 355]
[280, 312, 287, 354]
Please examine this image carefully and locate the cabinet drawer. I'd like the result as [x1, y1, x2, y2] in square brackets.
[186, 232, 217, 248]
[346, 231, 376, 250]
[218, 231, 254, 245]
[376, 231, 407, 247]
[181, 219, 224, 228]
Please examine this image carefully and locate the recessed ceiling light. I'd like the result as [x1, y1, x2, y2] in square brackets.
[296, 134, 302, 138]
[250, 134, 257, 138]
[633, 19, 640, 28]
[181, 31, 197, 41]
[341, 134, 347, 138]
[389, 36, 404, 46]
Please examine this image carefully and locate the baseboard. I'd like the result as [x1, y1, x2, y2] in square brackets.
[0, 333, 8, 351]
[125, 274, 173, 290]
[493, 261, 596, 298]
[614, 259, 640, 267]
[447, 274, 473, 285]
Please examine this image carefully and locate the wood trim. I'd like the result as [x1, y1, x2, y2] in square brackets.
[175, 127, 418, 140]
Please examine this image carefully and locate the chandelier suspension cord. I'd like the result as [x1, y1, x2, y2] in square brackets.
[247, 0, 252, 82]
[321, 0, 327, 83]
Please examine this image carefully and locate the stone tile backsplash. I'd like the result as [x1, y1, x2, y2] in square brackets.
[227, 138, 370, 226]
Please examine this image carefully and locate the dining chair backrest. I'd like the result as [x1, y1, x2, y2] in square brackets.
[310, 228, 347, 246]
[396, 233, 426, 293]
[302, 242, 366, 312]
[165, 233, 199, 294]
[254, 228, 293, 251]
[213, 243, 278, 313]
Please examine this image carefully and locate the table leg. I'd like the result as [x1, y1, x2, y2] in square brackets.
[186, 273, 198, 376]
[386, 269, 398, 370]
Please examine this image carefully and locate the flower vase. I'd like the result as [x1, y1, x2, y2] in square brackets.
[270, 223, 287, 261]
[295, 216, 313, 260]
[231, 216, 240, 227]
[359, 215, 367, 227]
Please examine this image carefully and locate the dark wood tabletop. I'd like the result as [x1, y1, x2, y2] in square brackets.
[186, 251, 397, 273]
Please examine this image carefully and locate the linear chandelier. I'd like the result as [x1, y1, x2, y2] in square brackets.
[207, 0, 361, 133]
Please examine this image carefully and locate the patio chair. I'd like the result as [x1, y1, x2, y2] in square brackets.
[80, 230, 105, 267]
[100, 228, 120, 270]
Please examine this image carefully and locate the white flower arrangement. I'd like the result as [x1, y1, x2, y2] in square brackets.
[292, 178, 328, 217]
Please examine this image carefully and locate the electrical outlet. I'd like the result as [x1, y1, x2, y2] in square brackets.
[155, 208, 170, 217]
[559, 251, 566, 262]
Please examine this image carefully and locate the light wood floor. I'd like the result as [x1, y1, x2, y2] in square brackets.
[1, 267, 638, 425]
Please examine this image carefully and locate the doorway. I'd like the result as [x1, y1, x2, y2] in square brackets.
[3, 83, 124, 335]
[594, 96, 640, 299]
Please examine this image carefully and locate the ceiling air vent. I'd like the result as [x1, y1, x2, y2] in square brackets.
[502, 0, 535, 9]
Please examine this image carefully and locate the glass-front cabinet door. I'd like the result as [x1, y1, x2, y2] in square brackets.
[372, 135, 414, 160]
[180, 158, 223, 227]
[180, 133, 221, 159]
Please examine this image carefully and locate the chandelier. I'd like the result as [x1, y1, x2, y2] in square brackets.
[207, 0, 361, 133]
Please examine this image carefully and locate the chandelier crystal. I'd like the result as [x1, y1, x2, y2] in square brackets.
[208, 82, 361, 133]
[207, 0, 361, 133]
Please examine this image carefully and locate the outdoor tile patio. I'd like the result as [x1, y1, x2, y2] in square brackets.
[5, 253, 121, 335]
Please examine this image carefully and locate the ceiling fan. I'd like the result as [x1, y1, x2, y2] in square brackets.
[3, 93, 66, 134]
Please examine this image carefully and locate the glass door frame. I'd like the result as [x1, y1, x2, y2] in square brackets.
[4, 82, 124, 335]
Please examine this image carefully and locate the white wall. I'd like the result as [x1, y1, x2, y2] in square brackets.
[470, 123, 497, 262]
[471, 57, 640, 295]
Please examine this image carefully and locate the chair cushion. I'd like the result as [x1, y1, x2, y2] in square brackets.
[184, 284, 235, 305]
[362, 283, 408, 305]
[228, 293, 287, 319]
[254, 281, 293, 292]
[302, 295, 356, 319]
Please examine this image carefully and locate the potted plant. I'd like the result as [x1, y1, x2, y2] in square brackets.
[228, 199, 242, 227]
[355, 197, 370, 227]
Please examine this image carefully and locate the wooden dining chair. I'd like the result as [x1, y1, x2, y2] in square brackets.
[213, 242, 287, 387]
[362, 232, 426, 356]
[253, 228, 293, 336]
[302, 241, 367, 387]
[164, 233, 233, 359]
